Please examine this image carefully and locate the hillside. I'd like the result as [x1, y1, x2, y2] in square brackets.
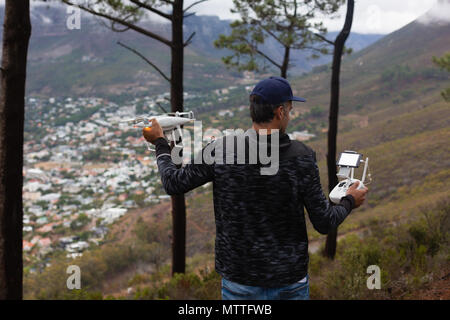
[21, 7, 450, 300]
[22, 8, 238, 97]
[1, 4, 382, 97]
[289, 18, 450, 240]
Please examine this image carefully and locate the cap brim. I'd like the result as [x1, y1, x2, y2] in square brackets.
[292, 96, 306, 102]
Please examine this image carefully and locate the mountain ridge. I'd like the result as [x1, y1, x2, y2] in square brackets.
[1, 4, 383, 97]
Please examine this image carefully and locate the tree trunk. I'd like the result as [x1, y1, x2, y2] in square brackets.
[324, 0, 354, 260]
[0, 0, 31, 300]
[170, 0, 186, 275]
[280, 46, 290, 79]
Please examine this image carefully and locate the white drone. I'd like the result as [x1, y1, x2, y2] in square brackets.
[121, 111, 195, 151]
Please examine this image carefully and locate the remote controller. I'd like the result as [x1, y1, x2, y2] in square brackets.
[329, 151, 369, 204]
[329, 179, 365, 204]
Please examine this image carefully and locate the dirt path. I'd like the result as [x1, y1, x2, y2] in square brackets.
[408, 272, 450, 300]
[108, 200, 171, 244]
[308, 227, 369, 254]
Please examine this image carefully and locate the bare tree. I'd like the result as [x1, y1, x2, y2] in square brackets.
[0, 0, 32, 300]
[324, 0, 354, 259]
[61, 0, 207, 275]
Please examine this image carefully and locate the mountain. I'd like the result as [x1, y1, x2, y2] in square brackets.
[183, 14, 383, 70]
[1, 4, 382, 97]
[289, 16, 450, 224]
[19, 5, 239, 97]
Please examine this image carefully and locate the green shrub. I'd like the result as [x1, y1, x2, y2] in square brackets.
[315, 199, 449, 299]
[128, 273, 150, 287]
[134, 269, 221, 300]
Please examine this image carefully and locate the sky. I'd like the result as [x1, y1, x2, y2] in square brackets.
[188, 0, 445, 34]
[15, 0, 449, 35]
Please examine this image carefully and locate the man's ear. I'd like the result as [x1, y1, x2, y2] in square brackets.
[275, 105, 284, 120]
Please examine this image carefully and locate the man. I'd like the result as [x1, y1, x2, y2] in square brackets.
[143, 76, 368, 300]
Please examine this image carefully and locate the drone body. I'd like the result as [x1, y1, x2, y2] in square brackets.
[121, 111, 195, 151]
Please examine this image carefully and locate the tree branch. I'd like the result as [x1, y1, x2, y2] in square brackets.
[246, 41, 281, 69]
[252, 19, 286, 47]
[238, 37, 282, 69]
[184, 32, 196, 47]
[97, 13, 133, 33]
[129, 0, 172, 20]
[183, 0, 208, 13]
[117, 41, 171, 83]
[61, 0, 172, 47]
[183, 12, 196, 19]
[156, 102, 169, 113]
[314, 33, 335, 46]
[283, 1, 291, 20]
[110, 20, 130, 32]
[255, 48, 282, 69]
[301, 45, 330, 54]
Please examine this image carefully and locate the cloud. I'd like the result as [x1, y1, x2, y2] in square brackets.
[418, 0, 450, 24]
[187, 0, 238, 20]
[315, 0, 438, 34]
[187, 0, 440, 34]
[4, 0, 441, 34]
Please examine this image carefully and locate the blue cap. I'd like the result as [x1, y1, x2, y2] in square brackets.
[250, 76, 306, 105]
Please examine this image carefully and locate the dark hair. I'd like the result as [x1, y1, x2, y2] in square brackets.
[249, 94, 288, 123]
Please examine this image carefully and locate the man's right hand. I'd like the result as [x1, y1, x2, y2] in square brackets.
[346, 181, 368, 208]
[142, 119, 164, 144]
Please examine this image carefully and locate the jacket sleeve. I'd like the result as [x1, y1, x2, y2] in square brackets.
[301, 153, 355, 235]
[154, 137, 214, 195]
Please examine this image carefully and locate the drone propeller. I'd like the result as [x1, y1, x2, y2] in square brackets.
[165, 111, 195, 119]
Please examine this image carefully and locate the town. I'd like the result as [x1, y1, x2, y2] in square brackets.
[22, 84, 316, 272]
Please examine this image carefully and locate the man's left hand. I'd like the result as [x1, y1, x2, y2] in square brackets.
[143, 119, 164, 144]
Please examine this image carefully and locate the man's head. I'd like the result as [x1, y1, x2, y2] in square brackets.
[249, 76, 306, 134]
